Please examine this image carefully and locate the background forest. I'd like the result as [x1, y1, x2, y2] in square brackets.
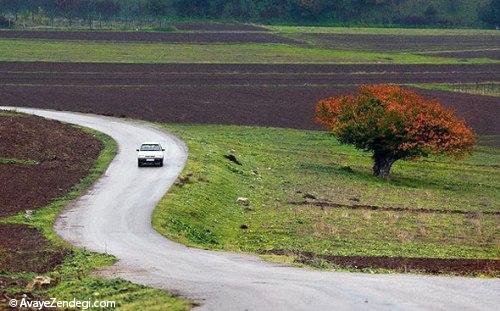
[0, 0, 499, 29]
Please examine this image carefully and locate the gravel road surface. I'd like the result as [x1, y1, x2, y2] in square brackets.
[2, 107, 498, 311]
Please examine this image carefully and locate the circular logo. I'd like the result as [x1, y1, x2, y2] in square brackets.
[9, 299, 17, 307]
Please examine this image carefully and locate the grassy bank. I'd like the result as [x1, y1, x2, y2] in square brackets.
[415, 83, 500, 97]
[0, 39, 494, 64]
[0, 118, 190, 310]
[153, 124, 499, 270]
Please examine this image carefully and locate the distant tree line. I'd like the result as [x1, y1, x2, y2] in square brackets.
[479, 0, 500, 28]
[0, 0, 167, 28]
[0, 0, 499, 28]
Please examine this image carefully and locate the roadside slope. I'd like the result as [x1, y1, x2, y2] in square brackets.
[1, 107, 498, 310]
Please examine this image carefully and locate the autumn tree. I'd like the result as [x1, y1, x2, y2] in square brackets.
[315, 85, 476, 179]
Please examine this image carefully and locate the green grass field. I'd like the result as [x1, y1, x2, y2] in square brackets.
[153, 125, 499, 267]
[268, 25, 500, 36]
[0, 116, 190, 310]
[416, 83, 500, 97]
[0, 39, 495, 64]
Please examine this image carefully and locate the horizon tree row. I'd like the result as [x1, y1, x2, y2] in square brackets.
[0, 0, 169, 27]
[0, 0, 498, 28]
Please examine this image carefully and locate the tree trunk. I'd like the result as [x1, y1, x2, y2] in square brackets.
[372, 153, 396, 179]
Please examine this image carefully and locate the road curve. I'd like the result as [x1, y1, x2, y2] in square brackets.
[2, 107, 498, 310]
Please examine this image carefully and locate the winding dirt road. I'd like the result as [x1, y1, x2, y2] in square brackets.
[2, 107, 498, 310]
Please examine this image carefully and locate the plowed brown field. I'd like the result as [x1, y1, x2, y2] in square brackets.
[0, 114, 103, 290]
[0, 62, 498, 136]
[0, 113, 102, 217]
[0, 29, 294, 44]
[0, 224, 68, 273]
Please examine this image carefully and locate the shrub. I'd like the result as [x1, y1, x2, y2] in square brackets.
[315, 85, 476, 179]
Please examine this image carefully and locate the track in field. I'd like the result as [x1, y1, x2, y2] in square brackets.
[0, 62, 498, 136]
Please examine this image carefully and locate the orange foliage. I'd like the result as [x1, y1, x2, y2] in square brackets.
[315, 84, 476, 158]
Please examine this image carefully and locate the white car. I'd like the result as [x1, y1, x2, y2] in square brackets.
[137, 142, 165, 167]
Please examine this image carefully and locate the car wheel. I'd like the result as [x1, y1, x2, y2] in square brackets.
[159, 160, 163, 167]
[138, 160, 142, 167]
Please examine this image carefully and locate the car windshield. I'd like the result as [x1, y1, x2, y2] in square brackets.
[140, 144, 161, 151]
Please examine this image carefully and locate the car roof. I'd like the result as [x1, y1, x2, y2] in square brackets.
[141, 142, 161, 145]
